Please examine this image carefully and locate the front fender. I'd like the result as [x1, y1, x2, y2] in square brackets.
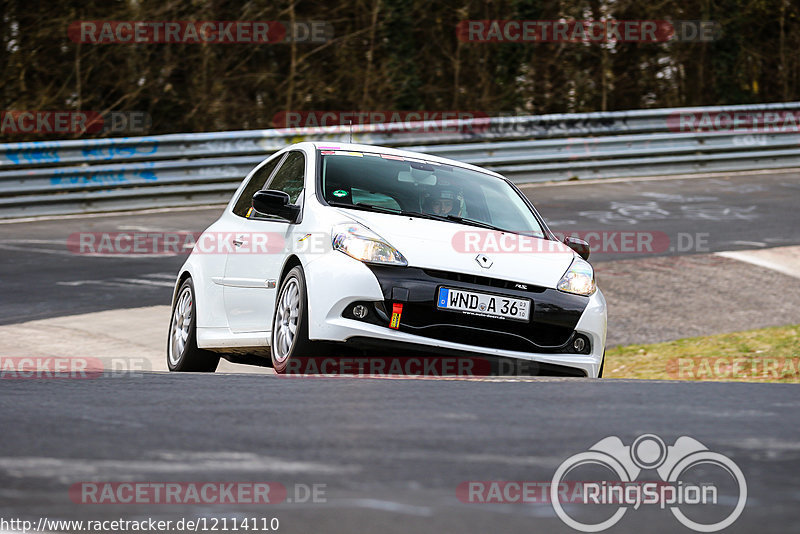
[303, 251, 384, 341]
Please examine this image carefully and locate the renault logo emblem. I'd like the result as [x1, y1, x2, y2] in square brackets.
[475, 254, 493, 269]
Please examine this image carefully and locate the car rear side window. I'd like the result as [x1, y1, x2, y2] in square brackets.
[266, 151, 305, 204]
[232, 154, 284, 218]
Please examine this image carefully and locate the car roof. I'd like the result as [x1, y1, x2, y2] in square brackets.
[306, 141, 505, 179]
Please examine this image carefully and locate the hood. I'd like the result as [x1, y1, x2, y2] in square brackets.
[335, 209, 577, 289]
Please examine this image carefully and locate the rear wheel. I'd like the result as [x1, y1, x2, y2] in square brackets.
[271, 266, 319, 373]
[598, 350, 606, 378]
[167, 278, 219, 372]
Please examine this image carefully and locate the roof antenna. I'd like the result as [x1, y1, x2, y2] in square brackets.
[348, 120, 353, 144]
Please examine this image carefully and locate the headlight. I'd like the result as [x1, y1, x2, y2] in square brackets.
[557, 257, 596, 295]
[332, 223, 407, 266]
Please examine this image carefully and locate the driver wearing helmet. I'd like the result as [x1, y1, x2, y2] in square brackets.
[422, 186, 462, 217]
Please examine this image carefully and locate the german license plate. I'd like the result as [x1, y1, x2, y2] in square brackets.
[436, 287, 531, 322]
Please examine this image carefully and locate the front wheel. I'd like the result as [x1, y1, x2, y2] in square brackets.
[271, 266, 319, 373]
[167, 278, 219, 372]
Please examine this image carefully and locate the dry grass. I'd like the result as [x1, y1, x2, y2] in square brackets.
[605, 324, 800, 382]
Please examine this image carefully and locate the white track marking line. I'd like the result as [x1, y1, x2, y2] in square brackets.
[0, 244, 75, 256]
[0, 238, 65, 244]
[727, 241, 767, 247]
[0, 204, 226, 224]
[56, 278, 174, 288]
[0, 243, 174, 258]
[143, 273, 178, 280]
[335, 499, 433, 516]
[0, 454, 358, 476]
[715, 245, 800, 279]
[116, 224, 172, 231]
[519, 167, 800, 189]
[112, 278, 176, 287]
[57, 280, 140, 288]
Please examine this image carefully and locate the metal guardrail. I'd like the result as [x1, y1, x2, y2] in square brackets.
[1, 102, 798, 218]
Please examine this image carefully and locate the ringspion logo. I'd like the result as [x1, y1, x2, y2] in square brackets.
[551, 434, 746, 532]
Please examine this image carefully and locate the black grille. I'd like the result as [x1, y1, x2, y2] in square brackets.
[354, 266, 592, 354]
[422, 269, 547, 293]
[397, 301, 579, 351]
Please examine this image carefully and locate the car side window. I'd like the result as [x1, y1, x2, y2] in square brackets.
[266, 151, 305, 204]
[232, 154, 284, 218]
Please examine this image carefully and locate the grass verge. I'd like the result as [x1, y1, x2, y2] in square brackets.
[605, 324, 800, 382]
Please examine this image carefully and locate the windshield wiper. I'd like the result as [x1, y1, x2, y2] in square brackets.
[398, 209, 448, 221]
[328, 200, 513, 233]
[443, 214, 508, 232]
[397, 210, 507, 232]
[327, 201, 402, 214]
[329, 202, 446, 222]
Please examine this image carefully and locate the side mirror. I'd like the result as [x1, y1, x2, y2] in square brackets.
[563, 236, 590, 261]
[252, 190, 300, 223]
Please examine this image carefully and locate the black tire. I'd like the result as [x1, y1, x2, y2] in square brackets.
[167, 278, 220, 372]
[598, 350, 605, 378]
[271, 266, 318, 374]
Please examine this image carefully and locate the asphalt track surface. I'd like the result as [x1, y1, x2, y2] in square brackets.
[1, 375, 797, 533]
[1, 169, 799, 533]
[0, 169, 799, 324]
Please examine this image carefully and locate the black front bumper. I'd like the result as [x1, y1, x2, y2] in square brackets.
[338, 337, 589, 377]
[343, 265, 591, 355]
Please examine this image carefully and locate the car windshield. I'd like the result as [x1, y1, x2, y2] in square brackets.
[319, 149, 546, 236]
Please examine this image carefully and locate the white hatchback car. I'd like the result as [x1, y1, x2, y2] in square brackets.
[168, 142, 607, 377]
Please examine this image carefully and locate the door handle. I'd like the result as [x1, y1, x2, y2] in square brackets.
[232, 238, 244, 247]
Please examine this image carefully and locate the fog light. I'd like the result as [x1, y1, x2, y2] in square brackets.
[573, 337, 586, 352]
[353, 305, 368, 319]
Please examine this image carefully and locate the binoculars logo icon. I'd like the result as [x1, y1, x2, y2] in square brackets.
[551, 434, 746, 532]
